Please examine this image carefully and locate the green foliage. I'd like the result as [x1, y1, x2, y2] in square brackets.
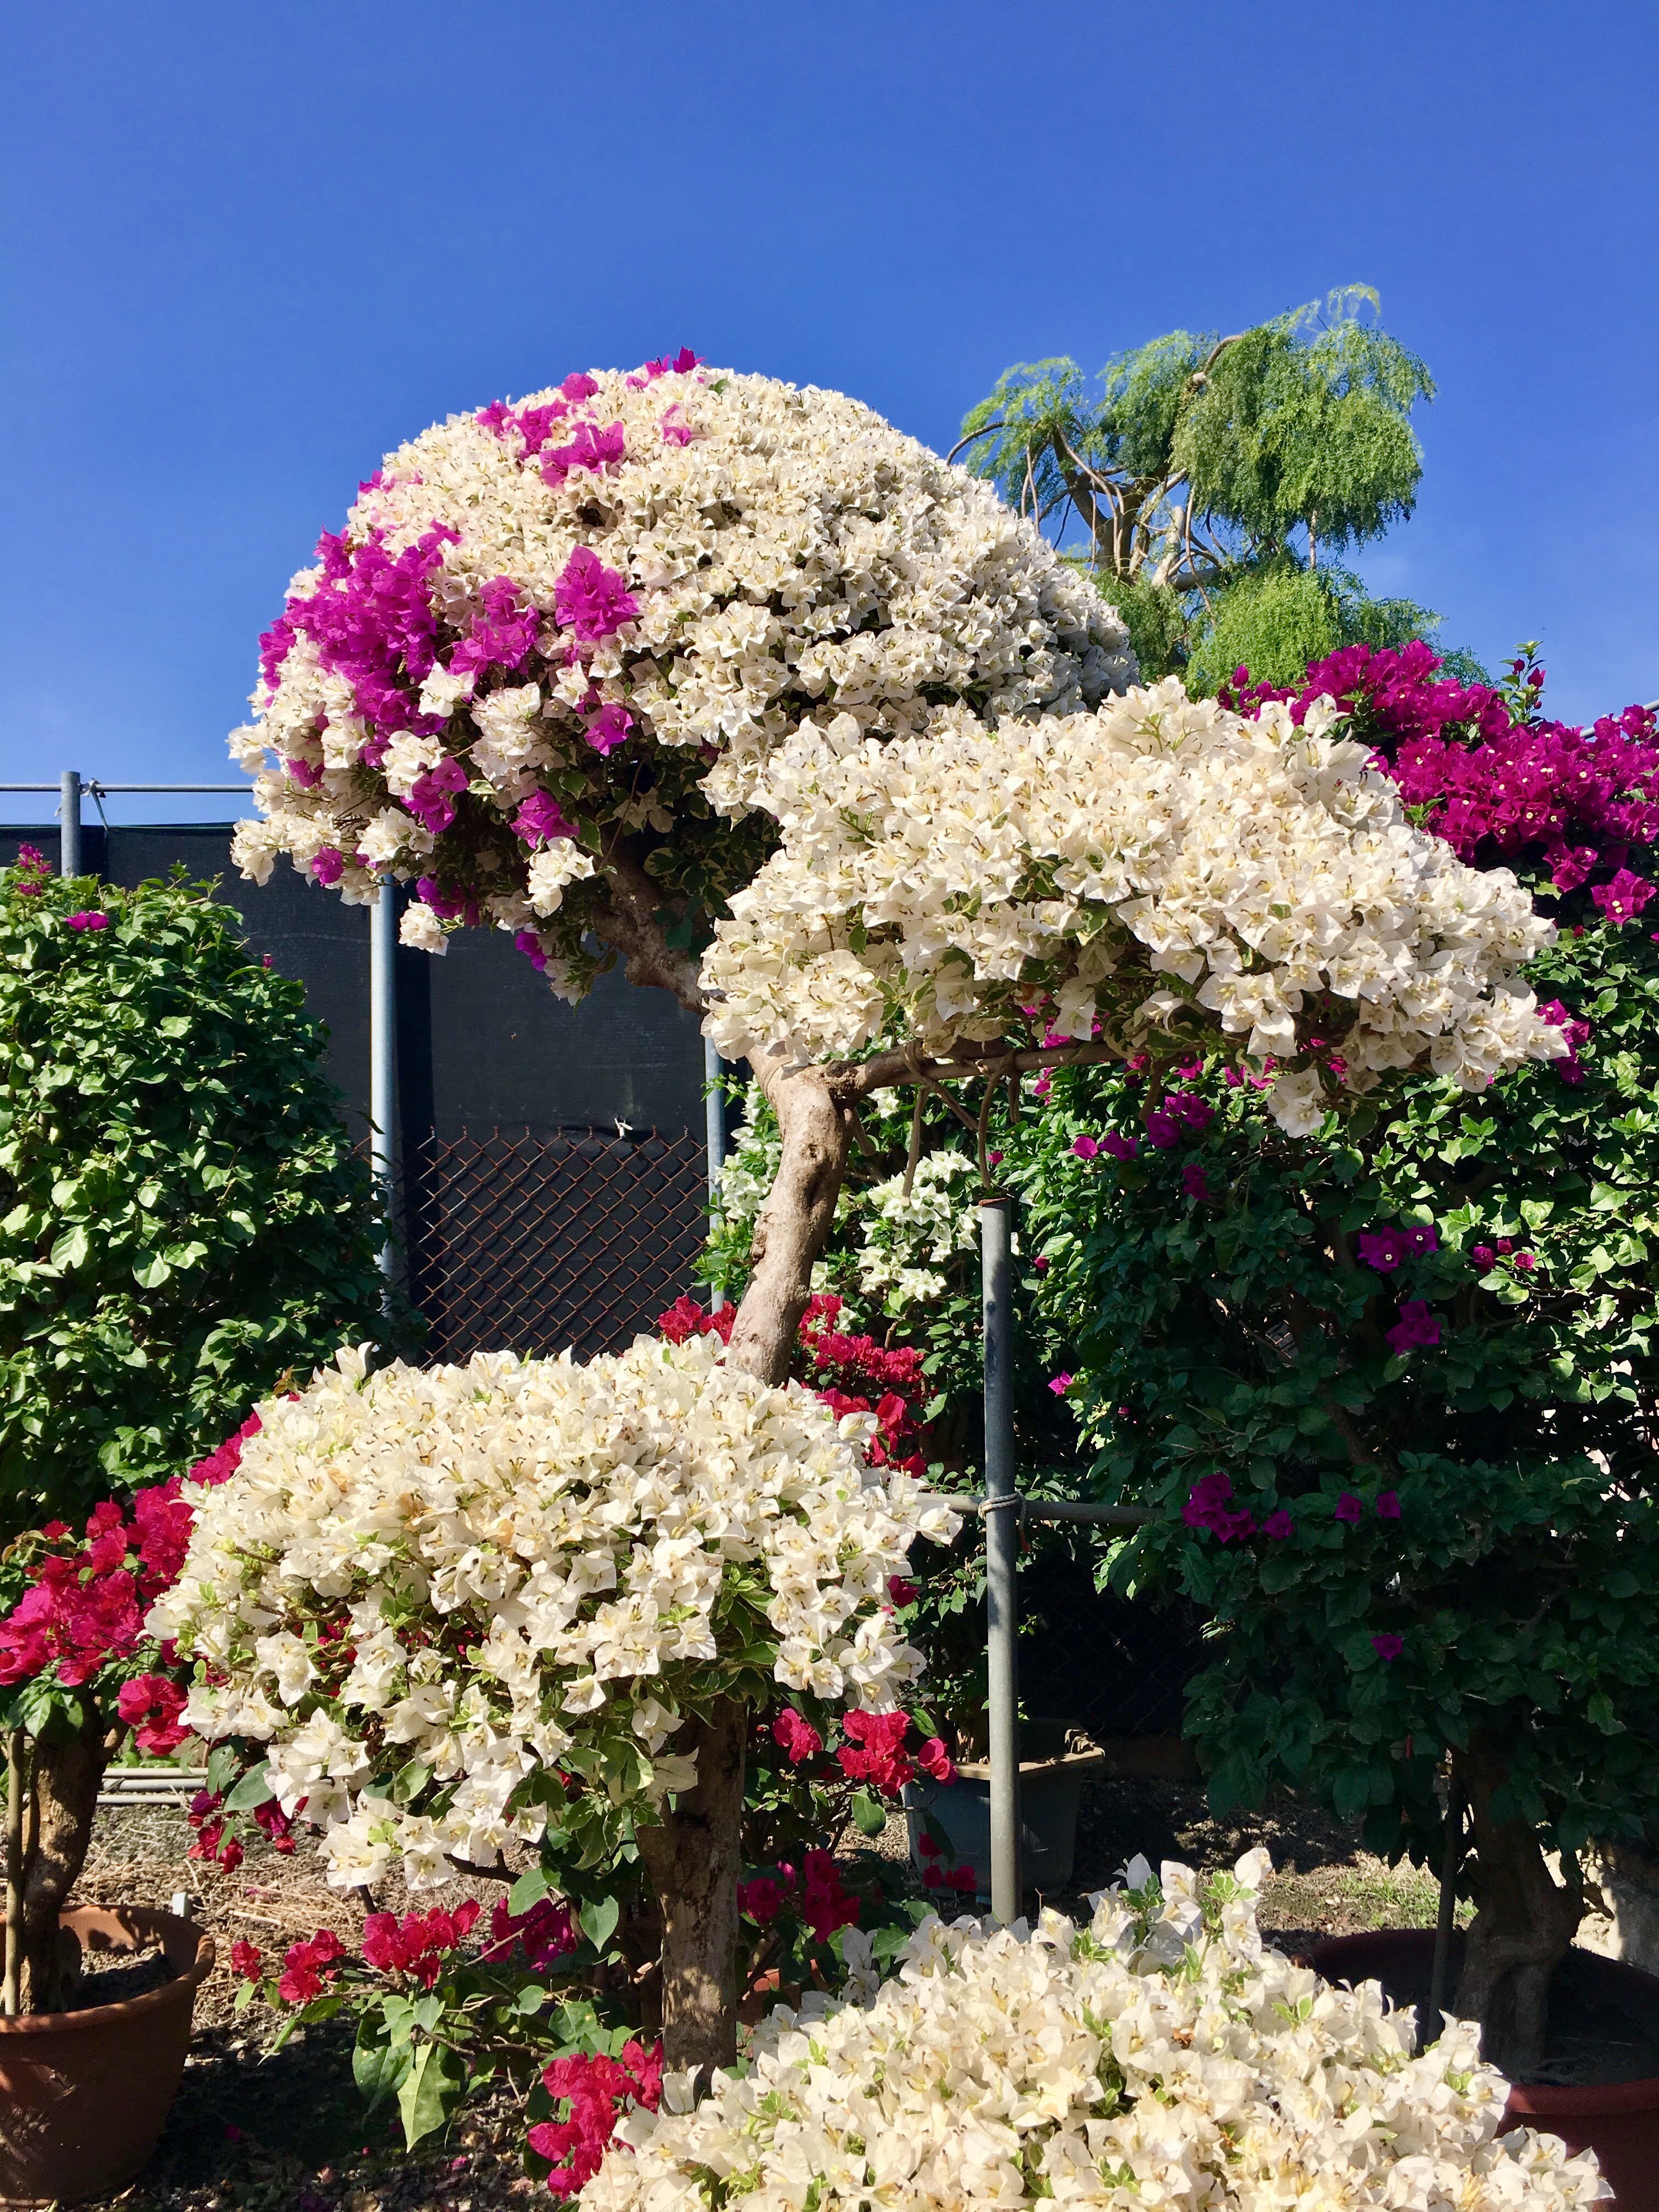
[0, 856, 396, 1530]
[1008, 914, 1659, 1872]
[960, 287, 1448, 682]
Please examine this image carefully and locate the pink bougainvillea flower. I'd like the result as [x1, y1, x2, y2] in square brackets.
[553, 545, 639, 640]
[1048, 1373, 1073, 1396]
[1261, 1510, 1294, 1541]
[229, 1939, 263, 1981]
[541, 419, 627, 488]
[1071, 1135, 1099, 1160]
[1143, 1108, 1181, 1149]
[1101, 1131, 1138, 1160]
[887, 1576, 918, 1607]
[1181, 1163, 1211, 1201]
[1592, 868, 1656, 923]
[511, 791, 576, 848]
[561, 371, 600, 401]
[837, 1709, 915, 1796]
[916, 1736, 956, 1783]
[1033, 1254, 1049, 1272]
[1514, 1251, 1538, 1273]
[1334, 1492, 1364, 1525]
[1386, 1300, 1442, 1354]
[1471, 1244, 1496, 1268]
[1372, 1633, 1405, 1662]
[311, 848, 345, 888]
[583, 702, 635, 755]
[1375, 1491, 1401, 1520]
[738, 1877, 783, 1925]
[1358, 1228, 1407, 1272]
[65, 911, 109, 932]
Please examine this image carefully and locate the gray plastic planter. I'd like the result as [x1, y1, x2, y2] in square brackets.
[902, 1749, 1107, 1901]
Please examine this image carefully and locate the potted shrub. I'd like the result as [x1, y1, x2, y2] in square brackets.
[0, 1442, 244, 2203]
[1018, 644, 1659, 2170]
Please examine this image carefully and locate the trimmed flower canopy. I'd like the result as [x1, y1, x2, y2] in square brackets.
[702, 685, 1565, 1133]
[584, 1854, 1601, 2212]
[148, 1338, 958, 1893]
[229, 357, 1132, 997]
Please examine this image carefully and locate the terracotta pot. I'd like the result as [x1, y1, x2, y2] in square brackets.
[1311, 1929, 1659, 2211]
[0, 1905, 215, 2207]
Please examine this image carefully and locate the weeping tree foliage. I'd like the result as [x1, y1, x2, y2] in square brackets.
[958, 286, 1452, 685]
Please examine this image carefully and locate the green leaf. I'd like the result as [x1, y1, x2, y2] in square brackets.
[397, 2038, 465, 2151]
[205, 1743, 240, 1797]
[49, 1224, 88, 1272]
[507, 1865, 550, 1917]
[579, 1894, 620, 1955]
[851, 1788, 888, 1837]
[353, 2018, 413, 2113]
[132, 1250, 173, 1288]
[223, 1760, 275, 1812]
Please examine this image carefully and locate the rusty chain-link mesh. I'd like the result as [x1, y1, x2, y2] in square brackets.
[397, 1127, 708, 1364]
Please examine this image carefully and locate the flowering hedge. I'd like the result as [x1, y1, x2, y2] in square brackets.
[1013, 644, 1659, 2072]
[151, 1337, 959, 1888]
[582, 1852, 1601, 2212]
[0, 849, 391, 1528]
[229, 357, 1129, 995]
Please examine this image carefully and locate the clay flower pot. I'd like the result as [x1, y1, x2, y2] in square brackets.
[1312, 1929, 1659, 2212]
[0, 1904, 215, 2207]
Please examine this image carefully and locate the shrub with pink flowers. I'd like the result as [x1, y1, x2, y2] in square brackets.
[1011, 645, 1659, 2078]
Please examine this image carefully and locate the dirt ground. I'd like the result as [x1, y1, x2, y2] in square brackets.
[58, 1780, 1467, 2212]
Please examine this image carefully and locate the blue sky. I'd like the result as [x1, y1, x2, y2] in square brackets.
[3, 0, 1656, 821]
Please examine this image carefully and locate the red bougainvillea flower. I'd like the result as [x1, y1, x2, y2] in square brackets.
[772, 1706, 823, 1765]
[887, 1576, 918, 1607]
[737, 1877, 783, 1925]
[529, 2040, 663, 2196]
[915, 1736, 956, 1782]
[362, 1901, 481, 1988]
[836, 1709, 913, 1796]
[276, 1928, 346, 2005]
[482, 1893, 575, 1970]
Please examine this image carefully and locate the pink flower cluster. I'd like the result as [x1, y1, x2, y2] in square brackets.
[1182, 1473, 1292, 1545]
[837, 1708, 953, 1795]
[361, 1900, 482, 1988]
[738, 1850, 862, 1945]
[481, 1892, 578, 1971]
[1357, 1222, 1438, 1271]
[274, 1926, 347, 2005]
[0, 1416, 257, 1696]
[1385, 1300, 1441, 1355]
[916, 1831, 979, 1895]
[529, 2041, 663, 2197]
[1222, 641, 1659, 901]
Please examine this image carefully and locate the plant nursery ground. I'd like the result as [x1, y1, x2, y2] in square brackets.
[71, 1780, 1462, 2212]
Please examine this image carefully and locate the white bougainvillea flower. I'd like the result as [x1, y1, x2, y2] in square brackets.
[149, 1337, 957, 1892]
[583, 1851, 1605, 2212]
[700, 684, 1566, 1130]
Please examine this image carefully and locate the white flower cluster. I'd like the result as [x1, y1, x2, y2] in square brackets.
[228, 359, 1131, 986]
[148, 1339, 957, 1893]
[702, 682, 1565, 1132]
[586, 1852, 1604, 2212]
[849, 1149, 980, 1306]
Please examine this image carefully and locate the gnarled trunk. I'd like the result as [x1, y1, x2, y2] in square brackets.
[725, 1062, 855, 1387]
[635, 1699, 748, 2078]
[1453, 1743, 1584, 2081]
[16, 1719, 105, 2012]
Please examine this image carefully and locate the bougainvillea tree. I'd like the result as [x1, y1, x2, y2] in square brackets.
[1017, 642, 1659, 2075]
[228, 358, 1571, 2066]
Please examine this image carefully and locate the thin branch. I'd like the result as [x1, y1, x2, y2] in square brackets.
[592, 844, 706, 1012]
[946, 421, 1003, 466]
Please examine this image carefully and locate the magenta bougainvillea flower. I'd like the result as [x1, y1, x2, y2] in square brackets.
[1386, 1300, 1441, 1354]
[1372, 1633, 1405, 1662]
[1334, 1492, 1364, 1525]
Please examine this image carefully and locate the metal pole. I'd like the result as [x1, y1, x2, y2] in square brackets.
[370, 881, 398, 1309]
[704, 1035, 727, 1314]
[1429, 1759, 1463, 2027]
[59, 770, 81, 879]
[4, 1729, 25, 2015]
[981, 1194, 1021, 1923]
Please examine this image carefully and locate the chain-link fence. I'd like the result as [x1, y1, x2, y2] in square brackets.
[398, 1126, 708, 1364]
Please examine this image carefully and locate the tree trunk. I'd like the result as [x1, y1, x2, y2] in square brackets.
[634, 1699, 748, 2079]
[725, 1063, 856, 1387]
[1453, 1743, 1583, 2081]
[18, 1718, 104, 2012]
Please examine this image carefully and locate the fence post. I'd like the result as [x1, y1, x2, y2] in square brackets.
[704, 1036, 727, 1314]
[980, 1194, 1021, 1923]
[370, 880, 398, 1308]
[59, 770, 81, 879]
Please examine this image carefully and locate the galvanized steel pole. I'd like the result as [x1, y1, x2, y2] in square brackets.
[370, 881, 398, 1306]
[980, 1194, 1021, 1923]
[704, 1035, 727, 1313]
[59, 770, 81, 878]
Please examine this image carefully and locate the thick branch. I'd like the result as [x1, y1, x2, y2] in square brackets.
[591, 849, 706, 1013]
[725, 1059, 855, 1386]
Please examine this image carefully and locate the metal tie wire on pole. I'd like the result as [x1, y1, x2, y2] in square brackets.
[980, 1193, 1022, 1925]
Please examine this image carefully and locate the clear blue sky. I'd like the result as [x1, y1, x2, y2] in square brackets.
[4, 0, 1656, 821]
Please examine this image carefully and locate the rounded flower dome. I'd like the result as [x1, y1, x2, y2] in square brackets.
[229, 357, 1133, 998]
